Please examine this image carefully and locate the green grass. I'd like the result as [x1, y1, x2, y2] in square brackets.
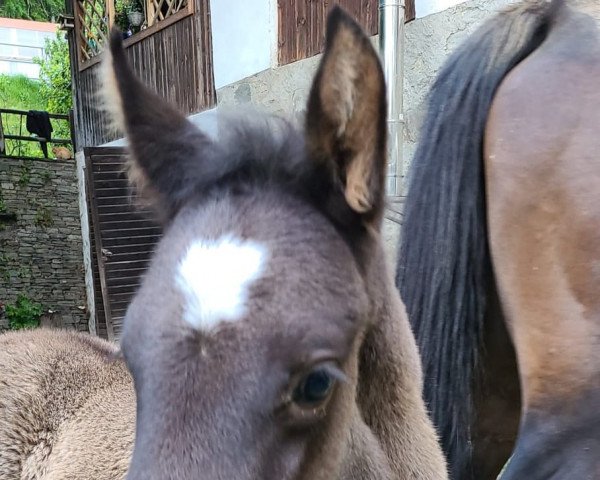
[1, 75, 46, 158]
[0, 74, 45, 109]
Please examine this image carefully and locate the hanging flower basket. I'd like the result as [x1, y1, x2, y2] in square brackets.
[128, 11, 144, 27]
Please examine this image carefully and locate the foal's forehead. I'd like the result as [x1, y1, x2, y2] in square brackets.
[140, 193, 366, 336]
[176, 235, 267, 331]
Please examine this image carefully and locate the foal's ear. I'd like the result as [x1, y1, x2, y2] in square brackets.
[100, 30, 214, 222]
[306, 7, 387, 225]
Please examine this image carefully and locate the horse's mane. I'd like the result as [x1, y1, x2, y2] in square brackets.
[198, 113, 312, 196]
[154, 111, 365, 244]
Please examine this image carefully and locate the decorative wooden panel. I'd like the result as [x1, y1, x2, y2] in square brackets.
[278, 0, 416, 66]
[146, 0, 189, 26]
[69, 0, 215, 149]
[85, 147, 162, 339]
[74, 0, 196, 67]
[75, 0, 109, 62]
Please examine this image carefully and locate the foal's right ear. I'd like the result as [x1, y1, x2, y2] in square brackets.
[100, 30, 214, 222]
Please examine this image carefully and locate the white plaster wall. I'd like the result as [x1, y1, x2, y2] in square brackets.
[217, 0, 514, 157]
[209, 0, 276, 89]
[76, 151, 96, 335]
[416, 0, 469, 18]
[102, 107, 221, 147]
[208, 0, 472, 91]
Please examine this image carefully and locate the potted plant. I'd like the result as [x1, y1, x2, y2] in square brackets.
[127, 0, 144, 27]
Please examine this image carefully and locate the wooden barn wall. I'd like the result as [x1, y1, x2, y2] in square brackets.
[69, 0, 216, 149]
[277, 0, 415, 66]
[85, 147, 162, 340]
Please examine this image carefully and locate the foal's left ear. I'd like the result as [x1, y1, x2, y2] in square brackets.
[99, 30, 215, 222]
[306, 7, 387, 226]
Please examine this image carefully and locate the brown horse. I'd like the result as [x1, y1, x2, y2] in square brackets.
[397, 0, 600, 479]
[0, 8, 447, 480]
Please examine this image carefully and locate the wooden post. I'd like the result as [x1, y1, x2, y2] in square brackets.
[107, 0, 115, 28]
[146, 0, 156, 26]
[68, 109, 77, 152]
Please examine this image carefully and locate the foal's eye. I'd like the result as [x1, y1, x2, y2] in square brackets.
[292, 368, 335, 407]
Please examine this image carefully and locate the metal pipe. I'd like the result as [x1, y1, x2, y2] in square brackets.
[379, 0, 405, 197]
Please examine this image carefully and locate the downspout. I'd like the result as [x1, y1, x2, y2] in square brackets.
[379, 0, 405, 197]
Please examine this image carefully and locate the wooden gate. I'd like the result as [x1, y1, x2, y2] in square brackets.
[84, 147, 162, 340]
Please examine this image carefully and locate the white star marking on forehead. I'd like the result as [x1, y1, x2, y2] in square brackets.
[176, 236, 268, 331]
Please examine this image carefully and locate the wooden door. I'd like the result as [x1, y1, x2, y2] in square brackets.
[84, 147, 162, 340]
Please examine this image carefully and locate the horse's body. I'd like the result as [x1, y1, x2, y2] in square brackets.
[0, 8, 447, 480]
[397, 1, 600, 479]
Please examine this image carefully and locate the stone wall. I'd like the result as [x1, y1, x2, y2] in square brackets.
[0, 158, 87, 331]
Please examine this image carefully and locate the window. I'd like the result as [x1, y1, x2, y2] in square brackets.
[15, 29, 38, 46]
[0, 28, 12, 44]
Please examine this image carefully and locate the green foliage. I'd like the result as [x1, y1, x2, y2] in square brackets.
[114, 0, 129, 31]
[0, 33, 72, 158]
[5, 295, 43, 330]
[41, 170, 52, 184]
[34, 33, 72, 116]
[34, 32, 72, 142]
[18, 164, 32, 186]
[17, 264, 32, 279]
[0, 0, 64, 22]
[114, 0, 144, 32]
[0, 74, 44, 108]
[0, 254, 9, 282]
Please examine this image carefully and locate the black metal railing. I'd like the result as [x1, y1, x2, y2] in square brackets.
[0, 108, 76, 160]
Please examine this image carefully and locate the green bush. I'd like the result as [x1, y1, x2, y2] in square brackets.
[5, 295, 43, 330]
[34, 32, 73, 142]
[0, 74, 43, 108]
[34, 33, 72, 116]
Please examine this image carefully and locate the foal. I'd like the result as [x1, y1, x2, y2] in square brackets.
[106, 7, 446, 480]
[0, 8, 446, 479]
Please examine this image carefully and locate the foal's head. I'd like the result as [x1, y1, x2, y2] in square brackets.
[103, 7, 388, 480]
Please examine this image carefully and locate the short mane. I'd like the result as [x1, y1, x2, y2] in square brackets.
[129, 112, 366, 253]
